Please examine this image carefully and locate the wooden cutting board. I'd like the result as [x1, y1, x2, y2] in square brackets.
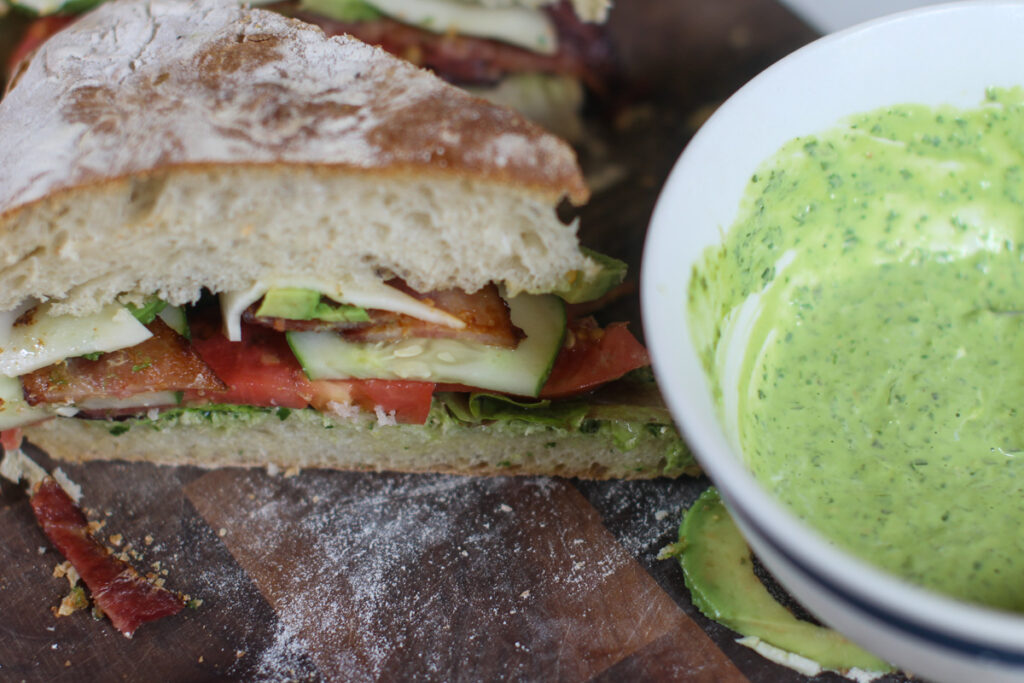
[0, 2, 905, 681]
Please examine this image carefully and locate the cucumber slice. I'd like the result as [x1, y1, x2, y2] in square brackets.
[0, 376, 51, 431]
[287, 294, 566, 397]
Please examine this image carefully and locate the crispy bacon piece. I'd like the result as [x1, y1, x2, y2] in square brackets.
[21, 318, 225, 406]
[284, 0, 614, 90]
[30, 477, 184, 637]
[248, 281, 524, 348]
[243, 306, 374, 334]
[346, 282, 524, 347]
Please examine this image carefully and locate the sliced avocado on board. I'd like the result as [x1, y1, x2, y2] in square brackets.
[669, 487, 892, 673]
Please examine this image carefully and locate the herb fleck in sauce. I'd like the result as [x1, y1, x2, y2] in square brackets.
[694, 88, 1024, 610]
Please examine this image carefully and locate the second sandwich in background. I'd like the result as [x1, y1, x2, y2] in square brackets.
[3, 0, 616, 141]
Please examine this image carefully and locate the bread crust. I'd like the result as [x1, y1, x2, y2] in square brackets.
[0, 0, 588, 224]
[23, 408, 697, 480]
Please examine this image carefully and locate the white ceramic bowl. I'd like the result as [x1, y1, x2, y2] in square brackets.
[642, 2, 1024, 681]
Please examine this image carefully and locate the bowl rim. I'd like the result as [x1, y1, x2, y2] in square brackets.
[641, 0, 1024, 660]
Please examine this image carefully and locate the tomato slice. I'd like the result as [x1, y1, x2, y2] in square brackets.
[353, 380, 435, 424]
[309, 379, 435, 425]
[7, 17, 75, 78]
[190, 313, 435, 422]
[189, 316, 314, 410]
[539, 318, 649, 399]
[182, 309, 645, 420]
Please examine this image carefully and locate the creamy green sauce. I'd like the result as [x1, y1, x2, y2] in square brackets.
[691, 88, 1024, 611]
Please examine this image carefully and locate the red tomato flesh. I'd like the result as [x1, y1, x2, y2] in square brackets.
[189, 316, 314, 410]
[1, 428, 23, 451]
[540, 318, 649, 399]
[189, 314, 436, 423]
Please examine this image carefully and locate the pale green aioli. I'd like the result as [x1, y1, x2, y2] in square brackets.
[690, 88, 1024, 611]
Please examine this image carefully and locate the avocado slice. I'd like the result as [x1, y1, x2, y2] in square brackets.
[255, 288, 370, 324]
[669, 488, 892, 673]
[552, 248, 627, 304]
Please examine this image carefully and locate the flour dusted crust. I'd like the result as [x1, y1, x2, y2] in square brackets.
[0, 0, 591, 314]
[0, 0, 587, 209]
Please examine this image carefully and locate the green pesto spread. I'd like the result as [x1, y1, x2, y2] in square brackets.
[691, 88, 1024, 611]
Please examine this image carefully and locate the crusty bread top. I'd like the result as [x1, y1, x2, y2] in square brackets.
[0, 0, 589, 218]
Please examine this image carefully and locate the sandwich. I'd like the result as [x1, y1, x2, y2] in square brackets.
[3, 0, 615, 141]
[0, 0, 691, 479]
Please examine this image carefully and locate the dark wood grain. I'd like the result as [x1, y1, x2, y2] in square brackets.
[185, 470, 748, 681]
[0, 447, 309, 681]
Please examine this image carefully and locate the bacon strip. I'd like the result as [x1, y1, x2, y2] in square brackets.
[248, 282, 524, 348]
[346, 283, 524, 347]
[30, 477, 184, 637]
[22, 318, 225, 406]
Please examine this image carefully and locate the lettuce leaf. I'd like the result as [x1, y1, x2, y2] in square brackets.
[125, 297, 167, 325]
[436, 392, 590, 429]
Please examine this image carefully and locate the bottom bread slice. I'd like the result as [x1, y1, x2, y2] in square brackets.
[24, 405, 696, 480]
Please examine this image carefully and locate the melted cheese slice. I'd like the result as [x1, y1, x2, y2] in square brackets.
[367, 0, 558, 54]
[220, 275, 466, 342]
[0, 303, 153, 378]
